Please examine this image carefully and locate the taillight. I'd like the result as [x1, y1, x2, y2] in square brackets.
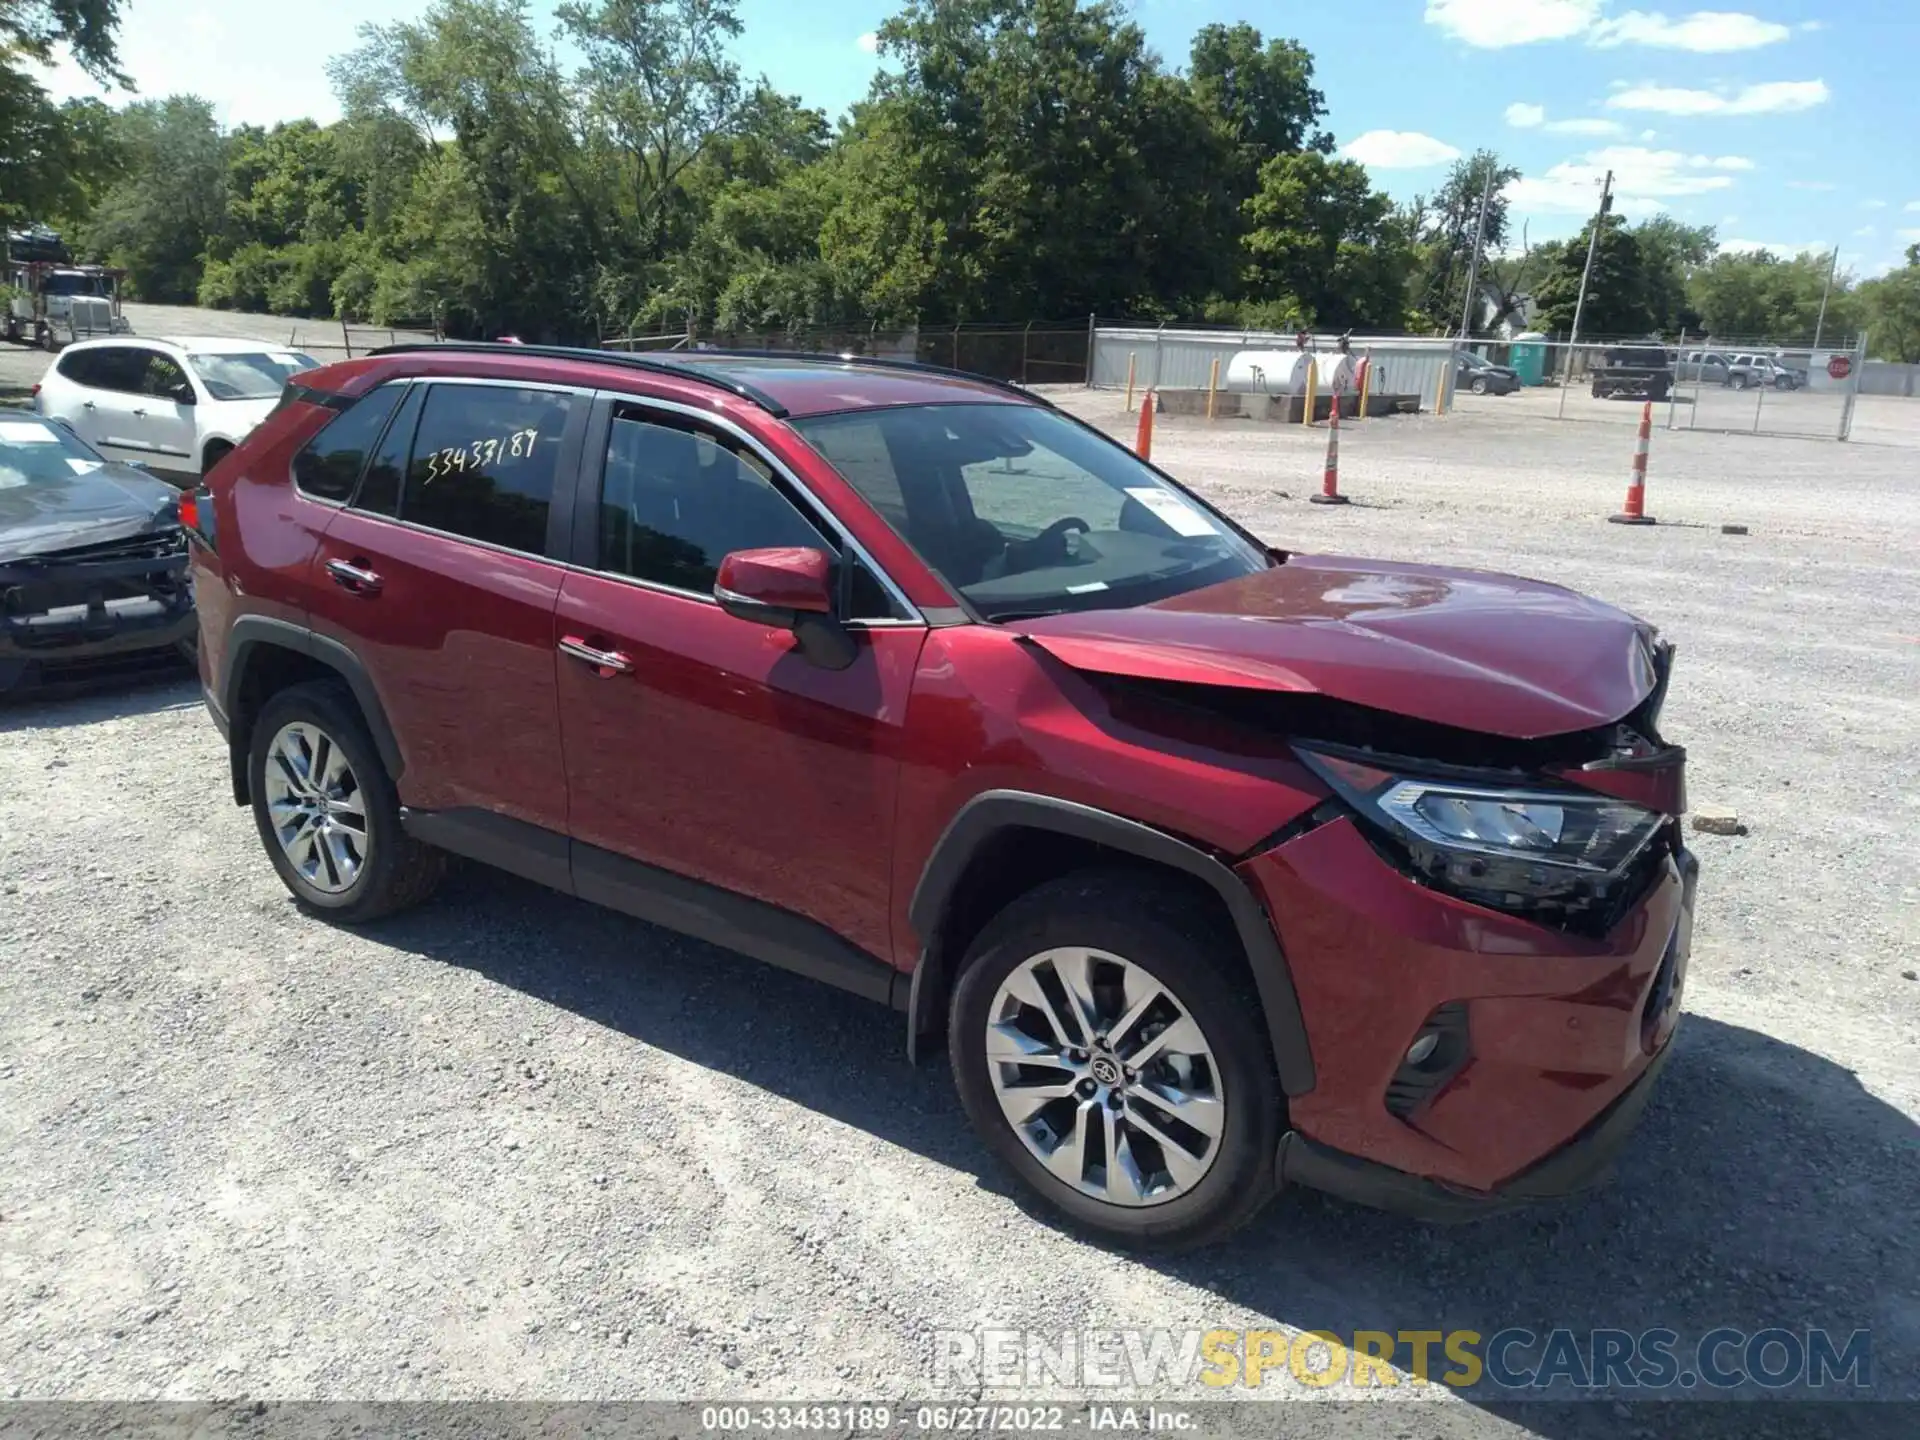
[180, 484, 215, 551]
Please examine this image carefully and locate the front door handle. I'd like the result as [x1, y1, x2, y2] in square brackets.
[132, 407, 147, 417]
[325, 558, 383, 594]
[82, 400, 96, 410]
[559, 635, 633, 675]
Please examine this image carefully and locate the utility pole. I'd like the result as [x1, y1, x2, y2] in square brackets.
[1813, 246, 1840, 352]
[1458, 165, 1495, 339]
[1559, 168, 1613, 406]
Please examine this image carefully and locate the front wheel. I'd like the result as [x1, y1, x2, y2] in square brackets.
[949, 870, 1281, 1250]
[1730, 374, 1748, 391]
[1471, 376, 1489, 396]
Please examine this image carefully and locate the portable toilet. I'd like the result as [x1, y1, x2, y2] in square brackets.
[1509, 332, 1549, 386]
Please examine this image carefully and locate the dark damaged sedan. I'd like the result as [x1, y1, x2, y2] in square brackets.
[0, 413, 196, 695]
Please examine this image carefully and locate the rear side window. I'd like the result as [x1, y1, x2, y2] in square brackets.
[292, 385, 406, 503]
[57, 346, 146, 393]
[399, 384, 573, 554]
[353, 384, 423, 518]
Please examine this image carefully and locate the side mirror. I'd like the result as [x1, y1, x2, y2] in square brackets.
[713, 547, 855, 670]
[170, 384, 196, 406]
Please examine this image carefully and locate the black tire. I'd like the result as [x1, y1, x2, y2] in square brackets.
[949, 868, 1282, 1251]
[247, 679, 445, 923]
[1471, 376, 1489, 396]
[1730, 374, 1748, 391]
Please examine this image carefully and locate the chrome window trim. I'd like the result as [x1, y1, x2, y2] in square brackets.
[594, 390, 927, 626]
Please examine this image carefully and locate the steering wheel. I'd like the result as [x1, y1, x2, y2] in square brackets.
[1007, 516, 1090, 571]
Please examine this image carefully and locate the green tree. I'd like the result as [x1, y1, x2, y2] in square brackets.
[80, 96, 227, 302]
[1855, 245, 1920, 362]
[1532, 214, 1659, 339]
[1240, 149, 1411, 330]
[832, 0, 1236, 322]
[1688, 247, 1856, 344]
[0, 78, 121, 226]
[1187, 21, 1328, 202]
[1407, 150, 1520, 333]
[1630, 214, 1715, 335]
[2, 0, 125, 82]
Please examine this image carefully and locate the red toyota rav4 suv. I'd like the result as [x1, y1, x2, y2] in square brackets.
[188, 344, 1696, 1248]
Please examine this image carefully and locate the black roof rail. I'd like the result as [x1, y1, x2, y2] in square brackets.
[365, 341, 791, 417]
[687, 347, 1059, 409]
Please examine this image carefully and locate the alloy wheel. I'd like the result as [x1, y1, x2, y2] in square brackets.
[263, 721, 370, 894]
[984, 947, 1224, 1207]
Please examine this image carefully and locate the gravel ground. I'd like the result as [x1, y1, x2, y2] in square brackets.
[1, 345, 1916, 1437]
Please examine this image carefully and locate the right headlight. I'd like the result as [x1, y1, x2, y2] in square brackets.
[1296, 746, 1667, 918]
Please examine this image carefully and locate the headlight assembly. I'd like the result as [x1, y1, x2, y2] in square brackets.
[1296, 746, 1667, 921]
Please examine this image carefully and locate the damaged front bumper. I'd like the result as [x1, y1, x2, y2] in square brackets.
[1, 533, 195, 694]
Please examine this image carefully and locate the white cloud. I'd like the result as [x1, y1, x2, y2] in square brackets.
[1786, 180, 1838, 191]
[1863, 199, 1889, 210]
[1641, 128, 1659, 140]
[1589, 10, 1791, 52]
[1426, 0, 1600, 47]
[856, 31, 879, 54]
[1605, 79, 1830, 115]
[1545, 117, 1627, 135]
[1721, 238, 1828, 255]
[1906, 201, 1920, 212]
[1340, 130, 1463, 168]
[1798, 19, 1824, 30]
[1505, 102, 1547, 127]
[1503, 145, 1752, 216]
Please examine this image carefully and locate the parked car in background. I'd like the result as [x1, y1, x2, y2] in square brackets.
[34, 337, 320, 481]
[1455, 352, 1520, 396]
[1675, 351, 1733, 385]
[1728, 354, 1803, 390]
[1590, 343, 1673, 401]
[0, 411, 195, 694]
[190, 343, 1695, 1247]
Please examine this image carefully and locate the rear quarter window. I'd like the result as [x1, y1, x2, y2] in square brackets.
[292, 385, 407, 503]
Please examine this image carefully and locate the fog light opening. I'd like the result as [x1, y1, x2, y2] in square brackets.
[1404, 1032, 1440, 1066]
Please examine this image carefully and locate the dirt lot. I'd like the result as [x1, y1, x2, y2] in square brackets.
[1, 337, 1916, 1436]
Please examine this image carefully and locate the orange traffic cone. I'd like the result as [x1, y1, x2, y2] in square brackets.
[1134, 390, 1156, 461]
[1310, 399, 1349, 505]
[1609, 402, 1657, 525]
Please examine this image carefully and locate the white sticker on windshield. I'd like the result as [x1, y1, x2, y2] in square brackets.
[68, 458, 103, 474]
[0, 421, 57, 444]
[1125, 486, 1217, 537]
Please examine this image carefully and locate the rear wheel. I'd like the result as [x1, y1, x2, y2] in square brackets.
[1730, 374, 1748, 391]
[248, 680, 445, 923]
[949, 870, 1281, 1250]
[201, 440, 232, 476]
[1471, 376, 1490, 396]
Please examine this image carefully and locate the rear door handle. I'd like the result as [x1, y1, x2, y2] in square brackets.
[325, 558, 383, 594]
[558, 635, 633, 675]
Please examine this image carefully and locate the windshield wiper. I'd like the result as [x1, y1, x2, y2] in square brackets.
[988, 607, 1071, 623]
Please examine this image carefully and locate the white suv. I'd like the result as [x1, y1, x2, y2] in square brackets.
[33, 336, 320, 480]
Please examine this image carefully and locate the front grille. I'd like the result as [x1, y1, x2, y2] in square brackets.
[1385, 1001, 1471, 1119]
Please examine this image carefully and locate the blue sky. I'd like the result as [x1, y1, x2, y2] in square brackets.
[38, 0, 1920, 276]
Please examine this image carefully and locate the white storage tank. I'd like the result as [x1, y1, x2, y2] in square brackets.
[1225, 349, 1358, 395]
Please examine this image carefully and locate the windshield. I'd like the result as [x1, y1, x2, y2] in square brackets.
[0, 415, 109, 488]
[793, 403, 1267, 620]
[40, 272, 108, 297]
[187, 350, 318, 401]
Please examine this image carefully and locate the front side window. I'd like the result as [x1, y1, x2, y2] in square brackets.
[141, 354, 193, 401]
[189, 351, 318, 401]
[794, 404, 1266, 620]
[600, 412, 827, 591]
[397, 384, 573, 554]
[292, 385, 406, 503]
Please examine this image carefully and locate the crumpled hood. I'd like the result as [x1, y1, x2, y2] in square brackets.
[1011, 555, 1661, 739]
[0, 463, 181, 562]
